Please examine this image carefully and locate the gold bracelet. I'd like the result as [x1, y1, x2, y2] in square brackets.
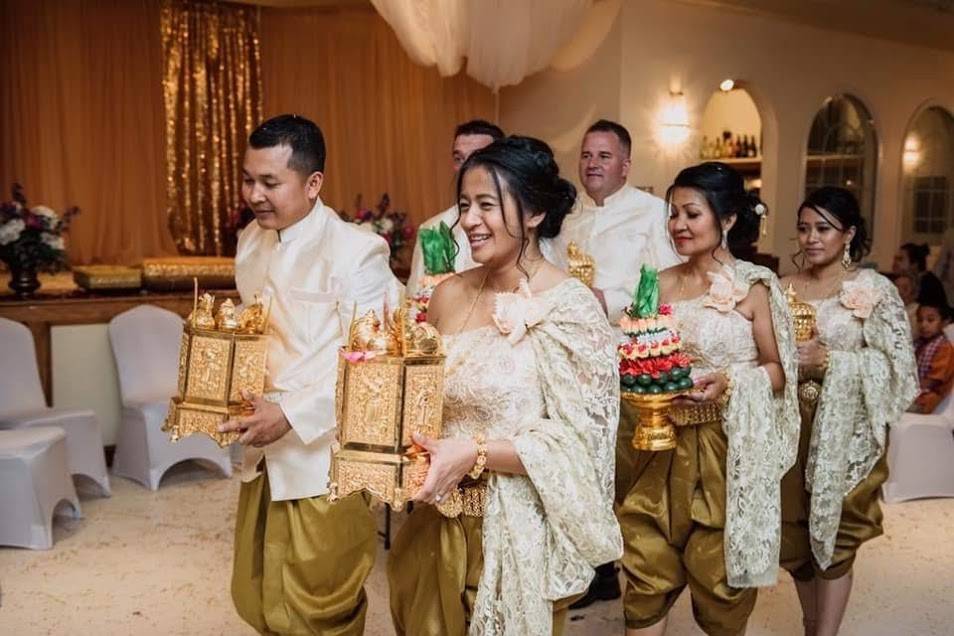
[468, 434, 488, 480]
[718, 369, 734, 408]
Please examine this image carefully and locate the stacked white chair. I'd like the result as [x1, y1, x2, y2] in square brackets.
[0, 426, 81, 549]
[0, 317, 111, 495]
[107, 305, 231, 490]
[883, 387, 954, 503]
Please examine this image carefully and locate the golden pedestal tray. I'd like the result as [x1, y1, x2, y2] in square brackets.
[163, 288, 269, 447]
[329, 306, 445, 509]
[623, 391, 681, 451]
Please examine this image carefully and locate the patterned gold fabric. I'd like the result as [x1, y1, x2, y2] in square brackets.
[391, 278, 622, 635]
[791, 269, 917, 569]
[231, 470, 376, 635]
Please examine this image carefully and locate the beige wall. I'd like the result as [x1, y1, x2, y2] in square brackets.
[501, 0, 954, 272]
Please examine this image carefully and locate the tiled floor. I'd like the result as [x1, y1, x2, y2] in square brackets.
[1, 463, 952, 635]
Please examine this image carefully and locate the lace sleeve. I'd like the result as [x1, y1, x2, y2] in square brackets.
[806, 271, 918, 569]
[471, 280, 623, 636]
[721, 262, 800, 587]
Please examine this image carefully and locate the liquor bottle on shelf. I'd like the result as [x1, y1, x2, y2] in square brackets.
[700, 136, 709, 159]
[747, 135, 757, 158]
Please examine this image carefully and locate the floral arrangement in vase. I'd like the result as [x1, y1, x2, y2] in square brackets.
[0, 183, 79, 296]
[341, 193, 415, 264]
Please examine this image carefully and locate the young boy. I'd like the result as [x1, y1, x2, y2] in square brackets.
[912, 300, 954, 413]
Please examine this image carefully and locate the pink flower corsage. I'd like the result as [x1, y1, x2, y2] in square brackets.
[839, 279, 881, 319]
[702, 266, 748, 313]
[492, 279, 551, 345]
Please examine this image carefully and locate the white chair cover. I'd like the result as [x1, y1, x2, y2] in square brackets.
[0, 317, 110, 495]
[108, 305, 231, 490]
[883, 388, 954, 503]
[0, 427, 81, 549]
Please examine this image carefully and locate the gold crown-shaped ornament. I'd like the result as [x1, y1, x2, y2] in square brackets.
[567, 241, 596, 288]
[163, 281, 270, 447]
[328, 301, 445, 510]
[785, 284, 822, 406]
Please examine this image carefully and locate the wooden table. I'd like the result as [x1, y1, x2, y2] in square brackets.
[0, 280, 238, 406]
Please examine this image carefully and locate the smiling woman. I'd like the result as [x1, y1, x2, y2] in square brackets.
[387, 136, 623, 636]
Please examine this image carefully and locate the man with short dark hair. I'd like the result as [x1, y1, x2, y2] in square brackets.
[221, 114, 401, 634]
[405, 119, 504, 296]
[545, 119, 681, 609]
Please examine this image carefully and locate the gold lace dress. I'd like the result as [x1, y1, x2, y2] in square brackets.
[780, 269, 918, 580]
[387, 278, 623, 636]
[618, 261, 799, 634]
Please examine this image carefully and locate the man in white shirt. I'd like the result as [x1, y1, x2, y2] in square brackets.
[405, 119, 503, 296]
[220, 115, 402, 635]
[546, 119, 681, 324]
[546, 119, 681, 609]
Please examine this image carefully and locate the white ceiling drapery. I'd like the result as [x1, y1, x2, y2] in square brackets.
[370, 0, 620, 91]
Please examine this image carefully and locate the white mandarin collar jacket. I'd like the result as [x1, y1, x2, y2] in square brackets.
[235, 197, 403, 501]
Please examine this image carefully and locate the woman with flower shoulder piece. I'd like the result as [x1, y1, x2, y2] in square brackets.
[618, 162, 800, 636]
[779, 187, 917, 636]
[387, 136, 623, 636]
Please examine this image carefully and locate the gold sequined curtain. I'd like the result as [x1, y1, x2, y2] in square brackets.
[161, 0, 262, 256]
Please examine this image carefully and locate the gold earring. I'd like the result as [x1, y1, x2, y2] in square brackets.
[842, 242, 852, 269]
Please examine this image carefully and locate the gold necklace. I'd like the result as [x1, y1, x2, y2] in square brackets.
[455, 273, 488, 334]
[801, 268, 849, 300]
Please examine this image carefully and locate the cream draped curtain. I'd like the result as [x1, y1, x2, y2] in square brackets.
[370, 0, 621, 91]
[259, 7, 494, 229]
[0, 0, 177, 265]
[0, 1, 494, 264]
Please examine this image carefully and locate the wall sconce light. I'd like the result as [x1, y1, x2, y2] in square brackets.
[903, 135, 921, 170]
[719, 78, 735, 92]
[658, 90, 691, 147]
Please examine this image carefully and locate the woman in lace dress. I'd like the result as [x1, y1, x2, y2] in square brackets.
[618, 162, 800, 635]
[780, 187, 918, 636]
[387, 136, 623, 636]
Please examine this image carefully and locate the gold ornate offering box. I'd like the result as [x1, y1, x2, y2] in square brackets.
[785, 284, 821, 405]
[163, 291, 269, 447]
[329, 308, 445, 510]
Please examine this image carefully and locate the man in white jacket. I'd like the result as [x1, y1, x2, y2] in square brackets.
[405, 119, 503, 296]
[221, 114, 401, 635]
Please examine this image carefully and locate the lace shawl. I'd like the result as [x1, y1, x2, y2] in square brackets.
[806, 269, 918, 569]
[720, 261, 800, 587]
[470, 279, 623, 636]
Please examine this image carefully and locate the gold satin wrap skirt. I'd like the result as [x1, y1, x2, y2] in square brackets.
[231, 469, 377, 635]
[387, 499, 574, 635]
[780, 402, 888, 581]
[617, 421, 756, 636]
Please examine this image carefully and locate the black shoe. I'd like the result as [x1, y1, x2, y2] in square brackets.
[569, 564, 622, 609]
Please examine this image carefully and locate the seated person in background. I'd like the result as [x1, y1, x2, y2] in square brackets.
[894, 242, 947, 306]
[892, 272, 920, 339]
[911, 299, 954, 413]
